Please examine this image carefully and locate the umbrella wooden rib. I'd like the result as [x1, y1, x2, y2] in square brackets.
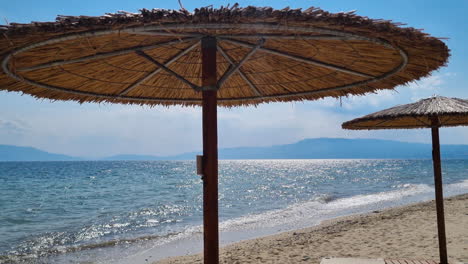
[1, 14, 448, 106]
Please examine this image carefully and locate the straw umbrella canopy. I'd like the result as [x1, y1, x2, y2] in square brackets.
[342, 96, 468, 264]
[0, 6, 449, 264]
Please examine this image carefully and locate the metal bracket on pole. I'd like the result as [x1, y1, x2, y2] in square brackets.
[201, 85, 218, 91]
[196, 155, 204, 180]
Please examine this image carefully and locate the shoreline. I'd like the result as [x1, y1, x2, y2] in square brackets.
[155, 193, 468, 264]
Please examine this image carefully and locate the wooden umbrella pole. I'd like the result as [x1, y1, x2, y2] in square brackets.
[201, 36, 219, 264]
[430, 117, 448, 264]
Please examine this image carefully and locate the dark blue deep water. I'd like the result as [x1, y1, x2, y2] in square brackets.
[0, 160, 467, 263]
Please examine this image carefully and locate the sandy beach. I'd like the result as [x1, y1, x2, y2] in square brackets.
[156, 194, 468, 264]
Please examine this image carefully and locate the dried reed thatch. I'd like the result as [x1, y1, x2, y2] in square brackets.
[0, 5, 450, 106]
[342, 96, 468, 129]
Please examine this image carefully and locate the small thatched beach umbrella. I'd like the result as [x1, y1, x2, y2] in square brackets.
[1, 6, 449, 263]
[342, 96, 468, 264]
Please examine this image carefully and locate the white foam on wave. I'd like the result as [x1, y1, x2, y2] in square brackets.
[98, 179, 468, 264]
[324, 184, 432, 210]
[215, 184, 427, 233]
[135, 179, 468, 248]
[446, 178, 468, 191]
[216, 179, 468, 235]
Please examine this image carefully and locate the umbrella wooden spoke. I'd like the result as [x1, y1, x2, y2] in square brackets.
[16, 38, 200, 72]
[129, 31, 204, 38]
[373, 119, 392, 128]
[215, 34, 351, 40]
[413, 116, 431, 126]
[119, 40, 201, 95]
[439, 116, 454, 126]
[135, 50, 202, 91]
[217, 38, 265, 90]
[217, 45, 262, 97]
[220, 38, 375, 79]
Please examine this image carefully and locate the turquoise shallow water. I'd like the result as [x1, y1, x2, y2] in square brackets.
[0, 159, 467, 263]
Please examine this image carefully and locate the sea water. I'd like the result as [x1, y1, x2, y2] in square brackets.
[0, 160, 467, 263]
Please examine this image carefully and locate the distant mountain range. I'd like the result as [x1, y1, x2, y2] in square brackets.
[170, 138, 468, 160]
[2, 138, 468, 161]
[0, 145, 81, 161]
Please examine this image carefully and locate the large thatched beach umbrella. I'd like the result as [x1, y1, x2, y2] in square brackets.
[0, 6, 449, 263]
[342, 96, 468, 264]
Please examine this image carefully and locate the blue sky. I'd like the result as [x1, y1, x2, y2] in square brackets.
[1, 0, 467, 158]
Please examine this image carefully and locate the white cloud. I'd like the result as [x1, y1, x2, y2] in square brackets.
[1, 101, 467, 158]
[406, 73, 455, 101]
[315, 89, 399, 110]
[315, 73, 456, 111]
[344, 90, 399, 110]
[0, 118, 30, 147]
[0, 105, 203, 158]
[0, 119, 29, 135]
[217, 103, 355, 148]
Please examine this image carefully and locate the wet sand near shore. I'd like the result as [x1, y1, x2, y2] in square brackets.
[156, 194, 468, 264]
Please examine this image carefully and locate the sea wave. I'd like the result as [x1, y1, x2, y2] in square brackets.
[2, 179, 467, 264]
[216, 183, 432, 232]
[0, 233, 178, 264]
[136, 179, 468, 247]
[111, 179, 468, 264]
